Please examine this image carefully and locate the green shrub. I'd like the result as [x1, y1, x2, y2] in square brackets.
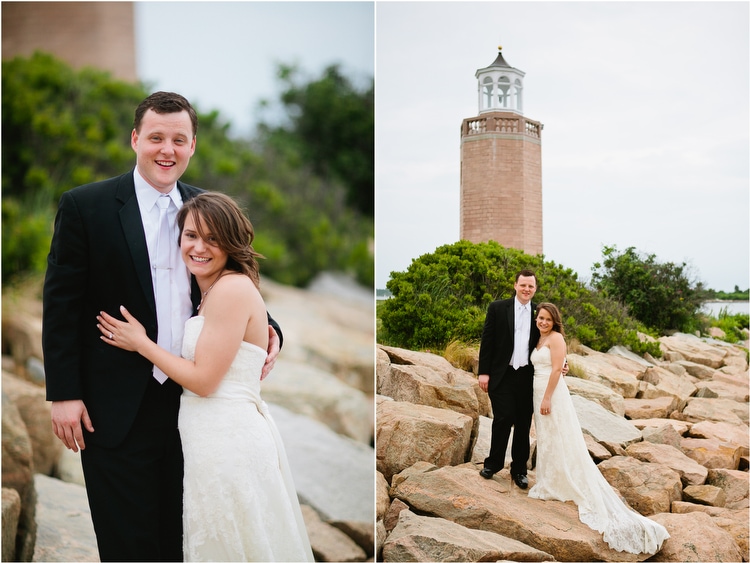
[379, 240, 657, 355]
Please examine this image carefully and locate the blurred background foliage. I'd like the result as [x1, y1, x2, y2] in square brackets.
[2, 51, 373, 289]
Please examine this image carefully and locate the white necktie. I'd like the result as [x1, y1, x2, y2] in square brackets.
[512, 304, 528, 370]
[153, 195, 172, 384]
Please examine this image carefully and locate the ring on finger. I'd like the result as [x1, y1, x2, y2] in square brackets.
[109, 332, 114, 340]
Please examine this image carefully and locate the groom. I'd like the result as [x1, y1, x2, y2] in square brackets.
[477, 269, 539, 489]
[43, 91, 281, 561]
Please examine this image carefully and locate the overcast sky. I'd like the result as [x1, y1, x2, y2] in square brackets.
[135, 2, 374, 137]
[376, 1, 749, 293]
[134, 2, 749, 294]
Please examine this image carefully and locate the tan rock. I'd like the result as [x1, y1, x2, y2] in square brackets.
[658, 333, 727, 369]
[625, 441, 707, 486]
[707, 468, 749, 510]
[648, 511, 743, 562]
[639, 365, 697, 401]
[376, 401, 473, 481]
[567, 353, 640, 398]
[630, 418, 691, 435]
[597, 455, 683, 515]
[1, 303, 44, 382]
[623, 396, 678, 420]
[670, 502, 749, 559]
[379, 363, 480, 420]
[262, 358, 373, 443]
[673, 360, 717, 379]
[683, 484, 726, 507]
[379, 346, 490, 417]
[688, 420, 749, 451]
[376, 471, 391, 525]
[2, 488, 21, 562]
[1, 393, 37, 562]
[681, 437, 743, 470]
[300, 504, 367, 562]
[382, 509, 555, 562]
[571, 395, 643, 447]
[329, 520, 374, 559]
[2, 372, 62, 477]
[677, 397, 747, 424]
[390, 463, 646, 562]
[694, 378, 749, 402]
[565, 376, 626, 416]
[583, 433, 612, 462]
[641, 423, 683, 450]
[384, 497, 410, 533]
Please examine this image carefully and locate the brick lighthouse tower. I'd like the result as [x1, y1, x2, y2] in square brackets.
[459, 47, 543, 255]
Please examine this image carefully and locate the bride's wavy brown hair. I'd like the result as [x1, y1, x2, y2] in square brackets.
[177, 192, 264, 288]
[536, 302, 566, 338]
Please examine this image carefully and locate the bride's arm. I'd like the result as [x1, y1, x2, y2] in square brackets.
[539, 333, 567, 415]
[97, 275, 266, 396]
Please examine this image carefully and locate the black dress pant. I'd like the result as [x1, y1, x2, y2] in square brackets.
[81, 377, 184, 562]
[484, 364, 534, 475]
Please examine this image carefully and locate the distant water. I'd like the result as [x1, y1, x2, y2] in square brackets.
[701, 301, 749, 317]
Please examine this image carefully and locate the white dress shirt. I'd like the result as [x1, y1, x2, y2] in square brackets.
[510, 297, 531, 369]
[133, 167, 194, 359]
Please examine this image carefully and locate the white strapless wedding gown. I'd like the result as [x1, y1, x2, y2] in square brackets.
[178, 316, 314, 562]
[528, 345, 670, 555]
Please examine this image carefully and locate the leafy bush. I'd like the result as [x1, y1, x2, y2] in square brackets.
[378, 240, 659, 355]
[709, 310, 749, 344]
[591, 245, 707, 333]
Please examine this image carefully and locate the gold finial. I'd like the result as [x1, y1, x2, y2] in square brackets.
[498, 45, 503, 51]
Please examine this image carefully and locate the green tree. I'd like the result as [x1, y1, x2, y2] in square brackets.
[256, 64, 374, 216]
[591, 245, 707, 332]
[379, 240, 658, 355]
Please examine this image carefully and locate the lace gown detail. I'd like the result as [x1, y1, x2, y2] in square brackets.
[178, 316, 314, 562]
[528, 346, 670, 555]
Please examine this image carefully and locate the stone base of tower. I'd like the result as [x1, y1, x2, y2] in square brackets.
[460, 111, 543, 256]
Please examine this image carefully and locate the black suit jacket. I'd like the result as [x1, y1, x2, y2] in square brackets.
[477, 297, 540, 394]
[42, 172, 280, 447]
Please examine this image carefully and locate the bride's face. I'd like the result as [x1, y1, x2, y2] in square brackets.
[536, 308, 554, 335]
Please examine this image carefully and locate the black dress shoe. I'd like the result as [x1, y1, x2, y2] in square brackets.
[479, 467, 497, 479]
[512, 473, 528, 489]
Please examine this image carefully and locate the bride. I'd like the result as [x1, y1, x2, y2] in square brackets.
[97, 192, 314, 562]
[528, 302, 670, 555]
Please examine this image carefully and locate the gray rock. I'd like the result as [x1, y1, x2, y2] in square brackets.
[270, 403, 374, 523]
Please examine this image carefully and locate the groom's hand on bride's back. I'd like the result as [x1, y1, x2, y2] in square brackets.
[260, 325, 280, 381]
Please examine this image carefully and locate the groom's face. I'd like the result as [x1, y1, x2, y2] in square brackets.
[514, 275, 537, 305]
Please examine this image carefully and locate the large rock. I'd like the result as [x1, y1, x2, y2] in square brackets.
[383, 508, 555, 562]
[378, 346, 490, 417]
[623, 396, 679, 420]
[669, 502, 749, 559]
[570, 394, 642, 447]
[2, 372, 63, 476]
[688, 420, 749, 451]
[680, 437, 744, 470]
[31, 475, 98, 563]
[565, 376, 626, 416]
[269, 403, 374, 524]
[648, 511, 743, 562]
[624, 441, 707, 486]
[390, 463, 647, 562]
[638, 365, 696, 402]
[2, 488, 21, 562]
[677, 397, 747, 424]
[597, 455, 682, 515]
[706, 468, 749, 510]
[261, 278, 373, 395]
[682, 484, 726, 507]
[567, 353, 640, 398]
[694, 377, 749, 402]
[2, 392, 37, 562]
[641, 423, 683, 450]
[261, 358, 372, 443]
[658, 333, 728, 369]
[300, 504, 367, 562]
[376, 399, 473, 482]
